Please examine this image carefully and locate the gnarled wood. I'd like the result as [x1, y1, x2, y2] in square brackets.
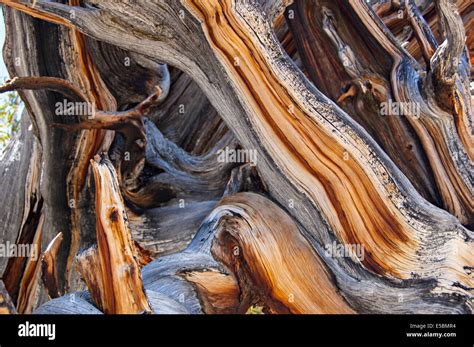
[41, 232, 64, 299]
[0, 280, 17, 314]
[0, 0, 472, 316]
[77, 154, 151, 314]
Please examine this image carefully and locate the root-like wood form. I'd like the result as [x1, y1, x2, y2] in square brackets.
[0, 0, 472, 314]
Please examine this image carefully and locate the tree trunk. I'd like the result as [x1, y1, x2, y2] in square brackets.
[0, 0, 472, 314]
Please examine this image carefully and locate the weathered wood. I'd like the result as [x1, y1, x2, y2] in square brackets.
[41, 232, 63, 299]
[77, 154, 151, 314]
[0, 0, 472, 315]
[33, 291, 103, 314]
[2, 7, 86, 293]
[0, 280, 17, 314]
[128, 200, 218, 257]
[15, 214, 43, 314]
[0, 113, 37, 276]
[2, 119, 43, 312]
[286, 0, 440, 204]
[349, 0, 473, 225]
[203, 193, 354, 313]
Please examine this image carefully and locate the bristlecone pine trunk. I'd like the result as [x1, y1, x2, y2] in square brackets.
[0, 0, 472, 315]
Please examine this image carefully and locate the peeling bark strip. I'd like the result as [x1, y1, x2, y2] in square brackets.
[15, 213, 43, 314]
[0, 0, 472, 315]
[81, 155, 151, 314]
[41, 232, 63, 299]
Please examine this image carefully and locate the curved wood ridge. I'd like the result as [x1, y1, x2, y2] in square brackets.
[349, 0, 473, 224]
[182, 0, 472, 289]
[0, 0, 472, 315]
[207, 193, 354, 313]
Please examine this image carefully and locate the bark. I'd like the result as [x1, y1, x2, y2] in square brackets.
[76, 154, 151, 314]
[41, 232, 63, 299]
[0, 0, 472, 315]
